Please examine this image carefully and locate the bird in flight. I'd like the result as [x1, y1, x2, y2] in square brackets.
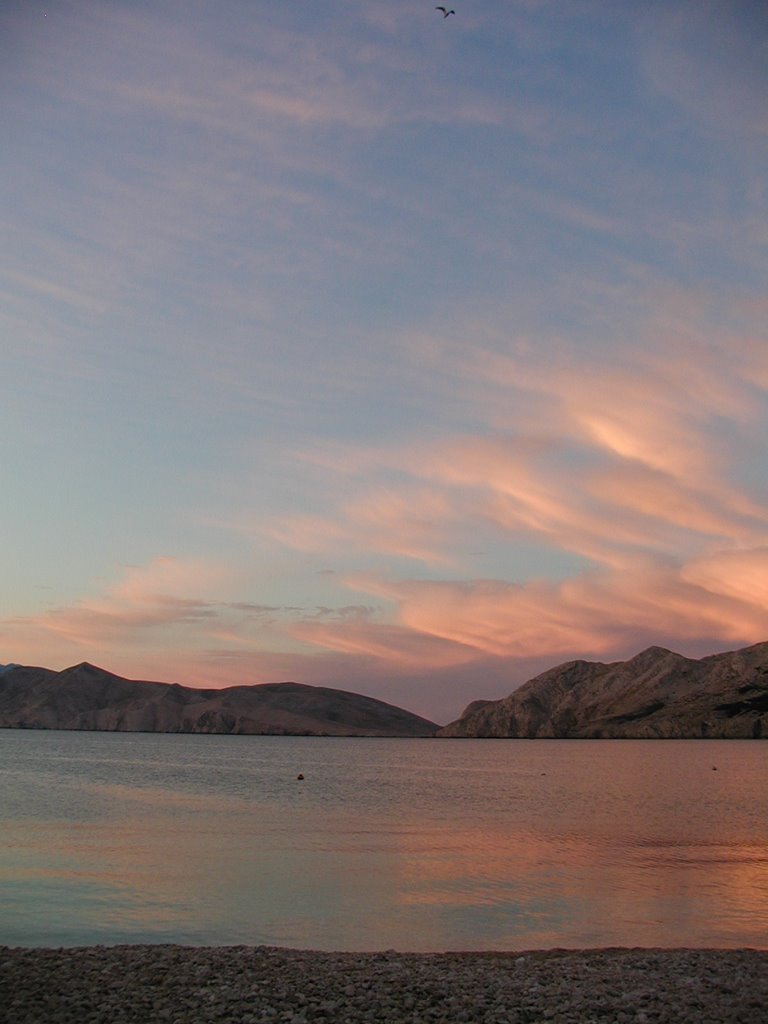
[436, 7, 455, 17]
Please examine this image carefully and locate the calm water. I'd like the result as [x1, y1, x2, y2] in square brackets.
[1, 730, 767, 951]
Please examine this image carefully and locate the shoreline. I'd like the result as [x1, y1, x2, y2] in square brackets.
[2, 945, 766, 1023]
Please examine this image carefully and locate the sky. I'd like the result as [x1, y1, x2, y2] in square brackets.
[1, 0, 767, 723]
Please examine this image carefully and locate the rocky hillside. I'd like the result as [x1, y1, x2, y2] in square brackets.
[438, 642, 768, 738]
[0, 662, 438, 737]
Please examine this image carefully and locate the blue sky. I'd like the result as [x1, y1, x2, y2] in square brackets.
[2, 0, 767, 721]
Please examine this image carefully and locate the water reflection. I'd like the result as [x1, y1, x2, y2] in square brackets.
[1, 732, 767, 950]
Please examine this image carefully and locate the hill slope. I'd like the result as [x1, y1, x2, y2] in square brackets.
[0, 662, 438, 737]
[438, 642, 768, 738]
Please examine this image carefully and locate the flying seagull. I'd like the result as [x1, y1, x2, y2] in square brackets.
[436, 7, 455, 17]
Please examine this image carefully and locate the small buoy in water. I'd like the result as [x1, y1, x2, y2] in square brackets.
[297, 773, 304, 780]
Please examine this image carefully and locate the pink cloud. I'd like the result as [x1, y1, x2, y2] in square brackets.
[249, 296, 768, 693]
[333, 487, 463, 565]
[455, 337, 747, 487]
[302, 552, 768, 670]
[682, 547, 768, 608]
[291, 618, 477, 669]
[270, 412, 765, 575]
[1, 557, 243, 655]
[266, 289, 768, 573]
[587, 464, 758, 543]
[266, 515, 347, 554]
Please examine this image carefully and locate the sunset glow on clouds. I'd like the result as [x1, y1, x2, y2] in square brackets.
[2, 1, 767, 721]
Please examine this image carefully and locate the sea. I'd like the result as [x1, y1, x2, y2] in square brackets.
[1, 730, 766, 951]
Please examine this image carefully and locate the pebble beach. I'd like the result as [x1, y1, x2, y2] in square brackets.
[1, 945, 766, 1024]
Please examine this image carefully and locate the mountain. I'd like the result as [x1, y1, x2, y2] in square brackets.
[438, 642, 768, 739]
[0, 662, 438, 737]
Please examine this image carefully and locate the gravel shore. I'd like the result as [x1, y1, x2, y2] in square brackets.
[1, 945, 766, 1024]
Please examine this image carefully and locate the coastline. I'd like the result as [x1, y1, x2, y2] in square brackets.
[2, 945, 766, 1024]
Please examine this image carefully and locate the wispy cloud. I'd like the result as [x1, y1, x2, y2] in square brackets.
[339, 556, 768, 662]
[3, 558, 234, 650]
[0, 557, 388, 684]
[256, 286, 768, 681]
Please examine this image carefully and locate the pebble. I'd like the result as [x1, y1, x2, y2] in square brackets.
[0, 945, 766, 1024]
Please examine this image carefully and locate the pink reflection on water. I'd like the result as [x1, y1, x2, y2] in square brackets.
[3, 735, 768, 950]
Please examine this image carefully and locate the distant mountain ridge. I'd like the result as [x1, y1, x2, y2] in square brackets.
[5, 642, 768, 740]
[437, 642, 768, 738]
[0, 662, 438, 737]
